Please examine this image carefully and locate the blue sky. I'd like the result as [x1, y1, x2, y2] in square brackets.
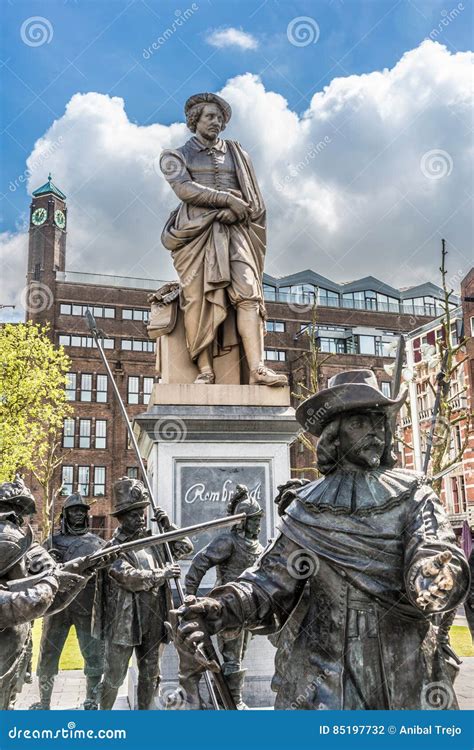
[2, 0, 472, 230]
[1, 0, 472, 319]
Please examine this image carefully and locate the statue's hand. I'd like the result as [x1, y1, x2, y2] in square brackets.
[216, 208, 238, 224]
[226, 194, 250, 221]
[170, 595, 224, 665]
[414, 550, 454, 612]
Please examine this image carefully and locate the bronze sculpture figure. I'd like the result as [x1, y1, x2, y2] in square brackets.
[30, 493, 105, 710]
[172, 370, 470, 710]
[93, 477, 193, 710]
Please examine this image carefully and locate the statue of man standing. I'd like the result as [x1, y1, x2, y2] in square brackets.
[160, 92, 287, 387]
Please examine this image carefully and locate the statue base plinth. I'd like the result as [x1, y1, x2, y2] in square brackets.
[132, 384, 299, 709]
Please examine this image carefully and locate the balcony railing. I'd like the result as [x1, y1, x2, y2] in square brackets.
[264, 290, 437, 317]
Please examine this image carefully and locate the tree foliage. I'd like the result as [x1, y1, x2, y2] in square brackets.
[0, 322, 71, 486]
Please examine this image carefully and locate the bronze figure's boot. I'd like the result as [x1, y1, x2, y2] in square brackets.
[29, 675, 54, 710]
[99, 681, 119, 710]
[237, 303, 287, 386]
[224, 669, 248, 710]
[83, 674, 101, 710]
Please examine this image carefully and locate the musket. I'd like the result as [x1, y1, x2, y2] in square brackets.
[85, 311, 236, 710]
[7, 514, 245, 592]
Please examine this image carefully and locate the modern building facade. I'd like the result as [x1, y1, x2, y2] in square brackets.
[25, 176, 459, 537]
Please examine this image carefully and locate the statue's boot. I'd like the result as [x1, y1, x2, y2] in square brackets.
[237, 303, 287, 387]
[83, 675, 101, 710]
[179, 675, 204, 710]
[224, 669, 248, 710]
[99, 681, 119, 710]
[195, 348, 215, 384]
[137, 677, 156, 710]
[29, 675, 54, 710]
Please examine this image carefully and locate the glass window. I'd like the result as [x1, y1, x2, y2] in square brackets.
[78, 466, 90, 496]
[123, 309, 133, 319]
[61, 466, 73, 496]
[471, 317, 474, 337]
[79, 419, 91, 448]
[95, 420, 107, 449]
[93, 467, 106, 496]
[127, 467, 139, 479]
[104, 307, 115, 318]
[63, 418, 75, 448]
[359, 335, 376, 355]
[264, 349, 286, 362]
[71, 335, 82, 347]
[103, 338, 114, 349]
[65, 372, 76, 401]
[80, 374, 92, 401]
[72, 304, 83, 316]
[143, 377, 154, 405]
[128, 376, 140, 404]
[266, 320, 286, 333]
[96, 374, 108, 402]
[380, 381, 391, 397]
[60, 303, 71, 315]
[59, 335, 70, 346]
[263, 284, 276, 301]
[122, 340, 132, 350]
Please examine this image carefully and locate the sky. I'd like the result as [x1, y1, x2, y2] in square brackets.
[1, 0, 473, 322]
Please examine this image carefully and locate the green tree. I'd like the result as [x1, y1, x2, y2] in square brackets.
[0, 322, 71, 532]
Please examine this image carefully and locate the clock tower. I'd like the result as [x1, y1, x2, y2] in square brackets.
[26, 174, 67, 323]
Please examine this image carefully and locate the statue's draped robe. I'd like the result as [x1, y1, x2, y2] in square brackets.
[160, 137, 266, 361]
[210, 469, 469, 710]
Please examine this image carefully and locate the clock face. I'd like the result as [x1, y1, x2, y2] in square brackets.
[31, 207, 47, 226]
[54, 209, 66, 229]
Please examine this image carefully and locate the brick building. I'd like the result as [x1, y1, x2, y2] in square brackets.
[398, 271, 474, 532]
[25, 176, 457, 537]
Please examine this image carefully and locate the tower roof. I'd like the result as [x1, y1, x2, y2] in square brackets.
[32, 173, 66, 200]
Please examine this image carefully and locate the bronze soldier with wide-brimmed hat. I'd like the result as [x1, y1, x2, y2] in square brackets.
[30, 492, 105, 710]
[173, 369, 469, 710]
[93, 477, 193, 710]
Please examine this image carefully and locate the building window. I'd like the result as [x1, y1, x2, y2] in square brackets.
[318, 337, 346, 354]
[127, 467, 139, 479]
[470, 317, 474, 336]
[80, 374, 92, 402]
[78, 466, 90, 496]
[122, 308, 150, 322]
[63, 419, 75, 448]
[93, 467, 106, 496]
[59, 334, 114, 349]
[380, 381, 391, 397]
[264, 349, 286, 362]
[143, 377, 154, 405]
[121, 339, 155, 353]
[95, 420, 107, 449]
[79, 419, 91, 448]
[266, 320, 286, 333]
[61, 466, 73, 495]
[34, 263, 41, 281]
[62, 303, 115, 318]
[128, 376, 140, 404]
[263, 284, 276, 301]
[60, 303, 72, 315]
[65, 372, 76, 401]
[96, 374, 108, 402]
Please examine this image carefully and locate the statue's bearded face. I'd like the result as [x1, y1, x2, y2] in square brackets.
[337, 411, 386, 471]
[196, 103, 224, 141]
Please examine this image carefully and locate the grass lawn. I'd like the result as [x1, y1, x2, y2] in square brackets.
[449, 626, 474, 657]
[30, 620, 474, 672]
[31, 619, 83, 671]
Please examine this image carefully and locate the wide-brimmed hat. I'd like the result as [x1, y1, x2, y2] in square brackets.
[0, 517, 33, 577]
[295, 369, 407, 437]
[184, 92, 232, 124]
[0, 475, 36, 516]
[110, 477, 150, 517]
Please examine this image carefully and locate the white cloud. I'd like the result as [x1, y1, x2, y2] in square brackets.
[1, 41, 472, 319]
[206, 27, 259, 50]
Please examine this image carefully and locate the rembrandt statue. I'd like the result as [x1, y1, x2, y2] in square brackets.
[159, 92, 287, 387]
[173, 370, 470, 710]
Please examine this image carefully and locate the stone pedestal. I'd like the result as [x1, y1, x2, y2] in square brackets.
[130, 383, 299, 708]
